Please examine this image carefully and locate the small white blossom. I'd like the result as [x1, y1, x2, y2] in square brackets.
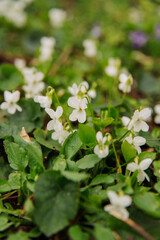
[104, 191, 132, 219]
[68, 97, 88, 123]
[51, 122, 70, 145]
[118, 73, 133, 93]
[45, 106, 63, 131]
[127, 158, 152, 182]
[22, 67, 45, 98]
[94, 131, 109, 158]
[154, 104, 160, 124]
[0, 90, 22, 114]
[104, 58, 121, 77]
[83, 39, 97, 58]
[125, 136, 146, 154]
[68, 81, 96, 99]
[39, 37, 56, 62]
[34, 96, 52, 108]
[49, 8, 66, 28]
[68, 83, 79, 96]
[14, 58, 26, 71]
[128, 108, 151, 132]
[88, 89, 96, 99]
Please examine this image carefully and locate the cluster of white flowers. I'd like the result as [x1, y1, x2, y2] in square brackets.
[0, 0, 33, 28]
[104, 191, 132, 219]
[104, 58, 121, 78]
[154, 104, 160, 124]
[68, 81, 96, 123]
[39, 37, 56, 62]
[94, 131, 109, 158]
[127, 158, 152, 182]
[0, 90, 22, 114]
[48, 8, 66, 28]
[22, 67, 45, 98]
[45, 106, 71, 145]
[83, 39, 97, 58]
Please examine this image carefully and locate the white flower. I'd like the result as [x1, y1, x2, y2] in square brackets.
[118, 73, 133, 93]
[34, 95, 52, 108]
[94, 131, 109, 158]
[88, 89, 96, 99]
[104, 191, 132, 219]
[45, 106, 63, 130]
[48, 8, 66, 28]
[39, 36, 56, 62]
[122, 116, 130, 127]
[104, 58, 121, 77]
[14, 58, 26, 71]
[0, 90, 22, 114]
[83, 39, 97, 58]
[128, 108, 151, 132]
[51, 122, 70, 145]
[68, 81, 96, 99]
[68, 83, 79, 96]
[125, 136, 146, 154]
[154, 104, 160, 124]
[68, 97, 88, 123]
[127, 158, 152, 182]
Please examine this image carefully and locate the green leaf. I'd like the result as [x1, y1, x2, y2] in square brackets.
[33, 128, 61, 150]
[78, 124, 96, 147]
[134, 192, 160, 218]
[7, 231, 30, 240]
[8, 98, 45, 134]
[34, 170, 79, 236]
[0, 178, 11, 193]
[62, 131, 82, 159]
[0, 122, 20, 139]
[137, 72, 160, 95]
[138, 152, 156, 162]
[76, 154, 101, 169]
[153, 161, 160, 178]
[8, 172, 26, 190]
[0, 215, 13, 232]
[94, 224, 115, 240]
[121, 141, 137, 163]
[69, 225, 89, 240]
[14, 136, 43, 169]
[4, 140, 29, 171]
[154, 181, 160, 193]
[53, 154, 66, 171]
[90, 174, 114, 186]
[0, 64, 24, 91]
[92, 117, 114, 128]
[61, 171, 90, 182]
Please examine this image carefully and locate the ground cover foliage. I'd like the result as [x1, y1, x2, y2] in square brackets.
[0, 0, 160, 239]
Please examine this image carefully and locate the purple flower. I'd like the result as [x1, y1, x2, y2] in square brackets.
[155, 25, 160, 40]
[129, 31, 148, 48]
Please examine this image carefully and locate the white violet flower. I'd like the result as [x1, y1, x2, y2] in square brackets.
[118, 73, 133, 93]
[39, 36, 56, 62]
[154, 104, 160, 124]
[125, 136, 146, 154]
[51, 122, 70, 145]
[45, 106, 63, 131]
[68, 97, 88, 123]
[83, 39, 97, 58]
[94, 131, 109, 158]
[14, 58, 26, 71]
[48, 8, 66, 28]
[127, 158, 152, 182]
[0, 90, 22, 114]
[34, 95, 52, 109]
[104, 58, 121, 77]
[128, 108, 151, 132]
[104, 191, 132, 219]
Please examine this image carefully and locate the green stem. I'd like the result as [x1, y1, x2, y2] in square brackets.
[86, 94, 94, 119]
[111, 140, 122, 174]
[0, 190, 18, 201]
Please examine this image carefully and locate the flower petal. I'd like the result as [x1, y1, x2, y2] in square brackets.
[69, 109, 78, 122]
[12, 91, 20, 102]
[127, 162, 139, 172]
[55, 106, 63, 119]
[139, 108, 151, 120]
[133, 136, 146, 147]
[96, 131, 103, 142]
[45, 108, 55, 119]
[139, 158, 152, 170]
[77, 110, 86, 123]
[68, 97, 79, 109]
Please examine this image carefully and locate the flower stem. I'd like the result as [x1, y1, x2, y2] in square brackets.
[111, 140, 122, 174]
